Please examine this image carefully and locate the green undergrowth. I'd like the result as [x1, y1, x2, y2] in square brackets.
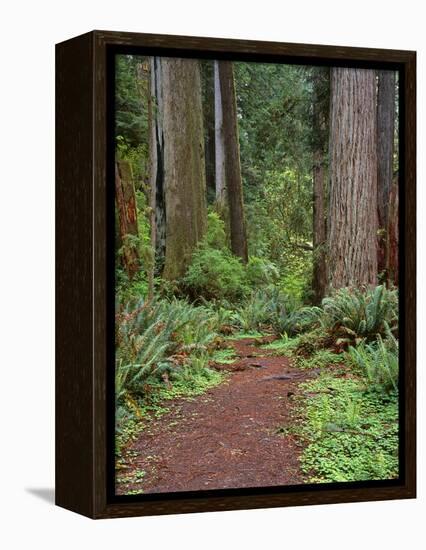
[285, 373, 399, 483]
[116, 367, 227, 461]
[226, 331, 265, 340]
[269, 310, 399, 483]
[115, 284, 399, 487]
[165, 367, 226, 399]
[117, 468, 146, 488]
[211, 347, 238, 364]
[261, 331, 335, 365]
[296, 349, 343, 370]
[261, 334, 301, 354]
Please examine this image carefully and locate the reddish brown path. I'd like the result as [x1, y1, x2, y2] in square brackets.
[116, 338, 311, 495]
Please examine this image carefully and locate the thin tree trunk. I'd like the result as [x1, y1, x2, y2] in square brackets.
[387, 177, 399, 286]
[218, 60, 248, 263]
[377, 70, 396, 279]
[161, 58, 208, 280]
[147, 60, 155, 301]
[135, 59, 150, 193]
[200, 61, 216, 198]
[312, 69, 329, 304]
[115, 160, 139, 279]
[214, 60, 226, 207]
[150, 57, 166, 268]
[313, 150, 327, 303]
[328, 68, 378, 289]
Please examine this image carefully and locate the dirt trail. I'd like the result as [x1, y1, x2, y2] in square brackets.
[116, 337, 312, 495]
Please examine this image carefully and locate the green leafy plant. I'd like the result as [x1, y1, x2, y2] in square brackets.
[348, 333, 399, 393]
[296, 348, 343, 370]
[291, 326, 334, 357]
[115, 296, 222, 395]
[211, 348, 238, 365]
[321, 285, 398, 344]
[261, 333, 301, 355]
[231, 292, 271, 332]
[291, 374, 399, 483]
[204, 211, 228, 250]
[246, 256, 279, 287]
[230, 287, 320, 336]
[183, 246, 249, 301]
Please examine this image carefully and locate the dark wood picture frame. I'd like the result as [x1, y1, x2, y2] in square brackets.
[56, 30, 416, 519]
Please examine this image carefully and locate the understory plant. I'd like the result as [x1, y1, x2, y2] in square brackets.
[183, 246, 249, 301]
[115, 295, 230, 455]
[294, 374, 399, 483]
[320, 285, 398, 344]
[347, 332, 399, 393]
[115, 297, 224, 401]
[231, 287, 319, 335]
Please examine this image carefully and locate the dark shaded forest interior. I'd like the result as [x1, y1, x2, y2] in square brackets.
[115, 56, 399, 495]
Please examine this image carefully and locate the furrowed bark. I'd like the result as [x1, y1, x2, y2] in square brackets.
[312, 68, 329, 304]
[214, 60, 226, 208]
[313, 150, 327, 303]
[377, 70, 396, 278]
[200, 61, 216, 198]
[150, 57, 166, 268]
[115, 160, 139, 279]
[387, 177, 399, 286]
[161, 57, 208, 280]
[147, 59, 155, 300]
[328, 68, 378, 289]
[218, 60, 248, 263]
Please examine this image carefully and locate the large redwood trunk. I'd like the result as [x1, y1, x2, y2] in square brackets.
[218, 60, 248, 263]
[115, 160, 139, 279]
[327, 68, 378, 289]
[377, 70, 396, 279]
[161, 58, 207, 281]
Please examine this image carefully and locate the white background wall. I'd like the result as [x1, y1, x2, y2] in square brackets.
[0, 0, 423, 547]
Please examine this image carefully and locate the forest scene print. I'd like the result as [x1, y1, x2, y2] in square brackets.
[114, 54, 399, 496]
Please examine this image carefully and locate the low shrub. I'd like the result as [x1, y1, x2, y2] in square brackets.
[296, 348, 343, 370]
[115, 295, 228, 455]
[246, 256, 279, 287]
[271, 305, 321, 336]
[230, 287, 320, 336]
[115, 297, 222, 396]
[291, 326, 335, 357]
[261, 288, 319, 335]
[321, 285, 398, 344]
[261, 333, 301, 355]
[204, 211, 228, 250]
[182, 213, 281, 302]
[115, 323, 172, 400]
[347, 332, 399, 393]
[183, 246, 249, 301]
[231, 291, 271, 332]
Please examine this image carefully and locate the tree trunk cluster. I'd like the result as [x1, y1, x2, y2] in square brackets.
[115, 58, 398, 295]
[146, 57, 248, 280]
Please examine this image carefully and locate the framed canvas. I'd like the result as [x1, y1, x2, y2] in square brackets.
[56, 30, 416, 519]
